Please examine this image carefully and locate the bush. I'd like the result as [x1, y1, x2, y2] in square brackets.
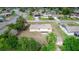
[46, 33, 57, 44]
[17, 37, 42, 51]
[41, 43, 56, 51]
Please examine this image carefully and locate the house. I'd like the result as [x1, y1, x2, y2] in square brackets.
[42, 13, 49, 18]
[29, 24, 52, 33]
[0, 12, 11, 16]
[66, 26, 79, 33]
[60, 23, 79, 35]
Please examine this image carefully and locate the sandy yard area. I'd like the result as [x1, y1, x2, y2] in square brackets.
[18, 29, 48, 45]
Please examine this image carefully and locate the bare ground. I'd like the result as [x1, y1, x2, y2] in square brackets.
[18, 29, 48, 45]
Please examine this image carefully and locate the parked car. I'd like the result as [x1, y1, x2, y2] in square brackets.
[0, 16, 5, 22]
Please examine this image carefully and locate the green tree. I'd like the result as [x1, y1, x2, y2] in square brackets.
[20, 8, 26, 12]
[8, 24, 16, 30]
[11, 11, 16, 16]
[0, 32, 18, 50]
[17, 37, 42, 51]
[46, 33, 57, 44]
[15, 16, 25, 30]
[41, 43, 56, 51]
[8, 16, 26, 31]
[0, 32, 42, 51]
[41, 33, 57, 51]
[61, 8, 73, 16]
[61, 36, 79, 51]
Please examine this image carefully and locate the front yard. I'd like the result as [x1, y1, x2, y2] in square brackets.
[67, 23, 79, 26]
[40, 16, 54, 20]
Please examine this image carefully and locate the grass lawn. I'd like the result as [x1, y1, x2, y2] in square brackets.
[67, 23, 79, 26]
[58, 16, 79, 20]
[29, 22, 53, 24]
[40, 16, 54, 20]
[40, 17, 49, 20]
[28, 15, 34, 20]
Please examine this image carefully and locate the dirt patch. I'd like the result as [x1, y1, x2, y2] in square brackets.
[18, 29, 48, 45]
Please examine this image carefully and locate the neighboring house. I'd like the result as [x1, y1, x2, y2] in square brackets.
[0, 12, 11, 17]
[34, 14, 41, 21]
[42, 13, 49, 18]
[60, 23, 79, 36]
[66, 26, 79, 33]
[71, 10, 79, 18]
[33, 11, 41, 20]
[29, 24, 52, 33]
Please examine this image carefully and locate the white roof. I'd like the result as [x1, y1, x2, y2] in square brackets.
[30, 24, 52, 29]
[66, 26, 79, 33]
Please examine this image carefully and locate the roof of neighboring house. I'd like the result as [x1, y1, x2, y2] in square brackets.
[29, 24, 52, 29]
[74, 32, 79, 35]
[66, 26, 79, 33]
[0, 12, 11, 16]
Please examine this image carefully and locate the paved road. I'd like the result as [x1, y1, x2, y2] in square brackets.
[0, 16, 19, 34]
[13, 9, 28, 19]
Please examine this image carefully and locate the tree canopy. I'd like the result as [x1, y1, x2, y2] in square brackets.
[8, 16, 26, 31]
[61, 36, 79, 51]
[0, 31, 42, 51]
[41, 33, 57, 51]
[61, 8, 73, 15]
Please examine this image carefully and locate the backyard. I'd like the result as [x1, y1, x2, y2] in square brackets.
[18, 29, 48, 45]
[18, 21, 67, 50]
